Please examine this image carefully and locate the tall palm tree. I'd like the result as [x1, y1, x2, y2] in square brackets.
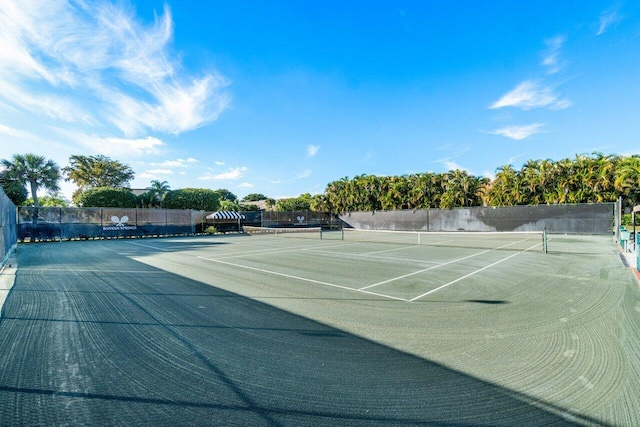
[148, 180, 170, 207]
[1, 153, 60, 207]
[485, 165, 517, 206]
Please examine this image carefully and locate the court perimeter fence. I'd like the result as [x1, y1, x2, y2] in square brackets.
[15, 203, 616, 242]
[339, 203, 616, 235]
[16, 208, 343, 242]
[1, 188, 17, 267]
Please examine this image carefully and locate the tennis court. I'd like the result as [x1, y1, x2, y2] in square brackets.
[1, 230, 639, 425]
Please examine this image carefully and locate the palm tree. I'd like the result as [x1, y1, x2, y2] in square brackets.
[615, 155, 640, 207]
[441, 169, 486, 208]
[485, 165, 517, 206]
[148, 180, 170, 207]
[1, 153, 60, 207]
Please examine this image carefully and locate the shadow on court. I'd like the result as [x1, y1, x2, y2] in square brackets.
[0, 242, 606, 426]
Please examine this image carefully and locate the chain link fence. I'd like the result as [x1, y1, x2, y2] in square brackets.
[1, 188, 17, 267]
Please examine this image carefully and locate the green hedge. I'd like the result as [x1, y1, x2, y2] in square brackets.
[163, 188, 221, 211]
[78, 187, 137, 208]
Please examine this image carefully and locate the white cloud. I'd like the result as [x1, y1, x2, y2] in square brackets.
[0, 0, 229, 137]
[150, 158, 200, 168]
[198, 167, 247, 181]
[51, 128, 165, 157]
[443, 161, 463, 171]
[306, 144, 320, 158]
[490, 123, 545, 140]
[145, 169, 173, 175]
[0, 123, 38, 140]
[482, 170, 496, 181]
[214, 161, 225, 166]
[294, 170, 312, 180]
[239, 182, 254, 188]
[490, 80, 571, 110]
[598, 7, 622, 35]
[541, 36, 566, 74]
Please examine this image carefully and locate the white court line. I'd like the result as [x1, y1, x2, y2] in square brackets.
[196, 256, 409, 302]
[125, 241, 170, 252]
[358, 249, 493, 291]
[359, 237, 541, 291]
[360, 245, 421, 256]
[125, 238, 342, 260]
[201, 242, 346, 261]
[306, 248, 443, 266]
[409, 241, 541, 302]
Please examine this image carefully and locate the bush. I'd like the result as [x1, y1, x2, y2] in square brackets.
[77, 187, 137, 208]
[204, 226, 217, 234]
[163, 188, 221, 211]
[621, 214, 639, 226]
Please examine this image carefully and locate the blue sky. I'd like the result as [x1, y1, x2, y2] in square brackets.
[0, 0, 639, 202]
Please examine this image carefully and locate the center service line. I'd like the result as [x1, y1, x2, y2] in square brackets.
[196, 256, 409, 302]
[358, 237, 540, 291]
[409, 242, 541, 302]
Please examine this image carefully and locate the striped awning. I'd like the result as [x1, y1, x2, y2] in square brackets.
[206, 211, 246, 220]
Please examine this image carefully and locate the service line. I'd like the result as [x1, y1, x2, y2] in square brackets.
[409, 241, 541, 301]
[196, 255, 409, 302]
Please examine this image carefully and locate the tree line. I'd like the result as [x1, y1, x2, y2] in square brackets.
[316, 153, 640, 214]
[1, 152, 639, 213]
[0, 153, 261, 211]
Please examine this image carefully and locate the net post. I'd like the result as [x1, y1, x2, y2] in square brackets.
[543, 228, 548, 253]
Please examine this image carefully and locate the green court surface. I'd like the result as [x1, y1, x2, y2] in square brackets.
[0, 233, 639, 425]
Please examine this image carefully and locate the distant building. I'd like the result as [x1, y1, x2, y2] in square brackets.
[240, 199, 269, 211]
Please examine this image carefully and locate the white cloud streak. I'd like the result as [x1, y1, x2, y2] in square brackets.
[199, 167, 247, 181]
[0, 0, 229, 136]
[150, 158, 199, 167]
[541, 36, 566, 74]
[306, 144, 320, 158]
[490, 123, 545, 140]
[295, 170, 312, 180]
[51, 127, 165, 157]
[598, 7, 622, 35]
[145, 169, 173, 175]
[490, 80, 571, 110]
[443, 161, 464, 172]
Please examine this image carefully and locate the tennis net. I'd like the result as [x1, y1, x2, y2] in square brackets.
[341, 229, 547, 252]
[243, 226, 323, 239]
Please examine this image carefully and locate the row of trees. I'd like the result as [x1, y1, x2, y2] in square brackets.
[2, 152, 639, 213]
[0, 153, 264, 211]
[318, 153, 640, 213]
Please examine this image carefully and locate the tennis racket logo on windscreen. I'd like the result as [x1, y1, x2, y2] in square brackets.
[111, 216, 129, 227]
[103, 215, 137, 231]
[296, 215, 306, 226]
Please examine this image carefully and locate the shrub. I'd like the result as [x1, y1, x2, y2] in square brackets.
[77, 187, 137, 208]
[163, 188, 221, 211]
